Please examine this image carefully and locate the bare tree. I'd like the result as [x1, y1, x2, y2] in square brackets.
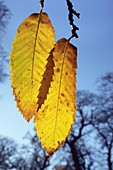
[23, 132, 50, 170]
[0, 135, 18, 169]
[0, 135, 32, 169]
[91, 72, 113, 170]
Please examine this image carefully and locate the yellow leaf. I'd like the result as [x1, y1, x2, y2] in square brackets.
[9, 12, 55, 121]
[34, 38, 77, 155]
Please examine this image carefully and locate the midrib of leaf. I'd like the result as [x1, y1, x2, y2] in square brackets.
[31, 12, 42, 86]
[30, 12, 42, 103]
[53, 40, 69, 143]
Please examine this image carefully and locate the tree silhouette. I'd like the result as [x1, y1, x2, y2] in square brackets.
[0, 135, 17, 169]
[91, 72, 113, 170]
[0, 135, 33, 169]
[23, 132, 50, 170]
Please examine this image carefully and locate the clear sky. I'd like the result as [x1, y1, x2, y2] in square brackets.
[0, 0, 113, 143]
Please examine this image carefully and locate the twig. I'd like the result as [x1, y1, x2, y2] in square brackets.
[40, 0, 44, 10]
[66, 0, 80, 38]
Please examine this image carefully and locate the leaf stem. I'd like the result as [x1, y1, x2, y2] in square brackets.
[68, 35, 74, 42]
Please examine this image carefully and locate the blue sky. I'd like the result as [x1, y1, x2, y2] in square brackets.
[0, 0, 113, 143]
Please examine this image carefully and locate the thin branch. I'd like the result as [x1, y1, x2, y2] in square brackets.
[66, 0, 80, 38]
[40, 0, 44, 9]
[93, 125, 108, 147]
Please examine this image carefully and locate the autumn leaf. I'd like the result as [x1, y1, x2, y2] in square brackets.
[34, 38, 77, 155]
[9, 12, 55, 121]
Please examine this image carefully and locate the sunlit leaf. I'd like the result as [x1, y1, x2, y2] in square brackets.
[34, 38, 77, 155]
[10, 12, 55, 121]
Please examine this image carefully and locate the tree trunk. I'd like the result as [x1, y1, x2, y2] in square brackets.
[69, 141, 82, 170]
[107, 146, 112, 170]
